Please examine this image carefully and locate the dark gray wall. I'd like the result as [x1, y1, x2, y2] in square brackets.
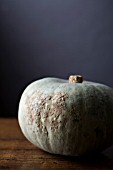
[0, 0, 113, 116]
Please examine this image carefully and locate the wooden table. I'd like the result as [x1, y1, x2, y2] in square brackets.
[1, 119, 113, 170]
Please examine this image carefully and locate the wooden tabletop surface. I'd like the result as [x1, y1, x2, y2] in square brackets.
[1, 119, 113, 170]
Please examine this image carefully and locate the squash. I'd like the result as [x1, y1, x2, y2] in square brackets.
[18, 75, 113, 156]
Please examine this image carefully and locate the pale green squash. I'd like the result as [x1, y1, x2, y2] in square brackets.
[18, 75, 113, 156]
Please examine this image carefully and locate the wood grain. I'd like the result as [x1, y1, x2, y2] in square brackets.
[0, 118, 113, 170]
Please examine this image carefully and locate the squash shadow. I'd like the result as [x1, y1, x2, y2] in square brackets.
[51, 151, 113, 170]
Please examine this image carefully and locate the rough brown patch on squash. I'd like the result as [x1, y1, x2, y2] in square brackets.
[25, 91, 68, 134]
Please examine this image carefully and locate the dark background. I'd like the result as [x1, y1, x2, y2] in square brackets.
[0, 0, 113, 117]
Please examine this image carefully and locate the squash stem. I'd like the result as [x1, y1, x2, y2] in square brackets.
[69, 75, 83, 83]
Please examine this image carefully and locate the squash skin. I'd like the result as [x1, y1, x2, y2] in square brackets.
[18, 78, 113, 156]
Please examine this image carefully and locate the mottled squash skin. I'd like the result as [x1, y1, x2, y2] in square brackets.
[18, 77, 113, 156]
